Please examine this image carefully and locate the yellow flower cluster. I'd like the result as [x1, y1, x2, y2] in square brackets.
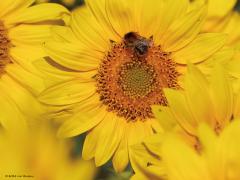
[1, 0, 240, 179]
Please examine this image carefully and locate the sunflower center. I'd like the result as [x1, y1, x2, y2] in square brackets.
[96, 32, 180, 121]
[0, 21, 11, 76]
[119, 62, 156, 98]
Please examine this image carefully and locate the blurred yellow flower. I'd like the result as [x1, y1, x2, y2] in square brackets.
[131, 64, 240, 179]
[0, 122, 96, 180]
[0, 0, 69, 132]
[164, 120, 240, 180]
[133, 120, 240, 180]
[152, 64, 237, 149]
[189, 0, 240, 96]
[38, 0, 235, 172]
[191, 0, 240, 47]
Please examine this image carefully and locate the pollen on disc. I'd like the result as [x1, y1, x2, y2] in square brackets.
[118, 61, 157, 98]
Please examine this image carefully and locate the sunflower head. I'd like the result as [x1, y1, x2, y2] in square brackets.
[96, 32, 180, 121]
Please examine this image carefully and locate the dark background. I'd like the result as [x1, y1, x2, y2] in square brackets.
[236, 0, 240, 11]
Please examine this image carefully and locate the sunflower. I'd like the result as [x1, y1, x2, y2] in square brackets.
[0, 0, 69, 132]
[131, 64, 240, 179]
[132, 120, 240, 180]
[38, 0, 233, 172]
[0, 122, 96, 180]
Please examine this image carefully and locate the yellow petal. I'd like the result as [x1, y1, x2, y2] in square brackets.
[8, 47, 48, 94]
[155, 0, 189, 44]
[134, 0, 164, 37]
[162, 133, 209, 180]
[105, 0, 134, 37]
[10, 46, 46, 65]
[131, 174, 148, 180]
[221, 12, 240, 45]
[58, 105, 106, 138]
[33, 58, 97, 88]
[39, 79, 96, 105]
[129, 143, 159, 174]
[210, 65, 233, 127]
[8, 25, 52, 45]
[0, 75, 45, 124]
[198, 47, 235, 74]
[112, 121, 128, 172]
[202, 12, 231, 34]
[148, 119, 164, 133]
[164, 88, 197, 135]
[6, 64, 45, 95]
[85, 0, 120, 41]
[71, 6, 110, 51]
[128, 121, 153, 146]
[215, 120, 240, 179]
[184, 64, 215, 127]
[0, 0, 33, 19]
[130, 142, 165, 179]
[95, 115, 124, 166]
[82, 124, 103, 160]
[234, 91, 240, 118]
[226, 58, 240, 78]
[172, 33, 227, 64]
[207, 0, 237, 17]
[143, 166, 166, 180]
[162, 6, 206, 52]
[5, 3, 69, 25]
[152, 105, 177, 131]
[45, 41, 102, 71]
[218, 119, 240, 154]
[198, 123, 217, 156]
[143, 133, 163, 158]
[0, 84, 27, 133]
[128, 121, 153, 171]
[51, 26, 77, 43]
